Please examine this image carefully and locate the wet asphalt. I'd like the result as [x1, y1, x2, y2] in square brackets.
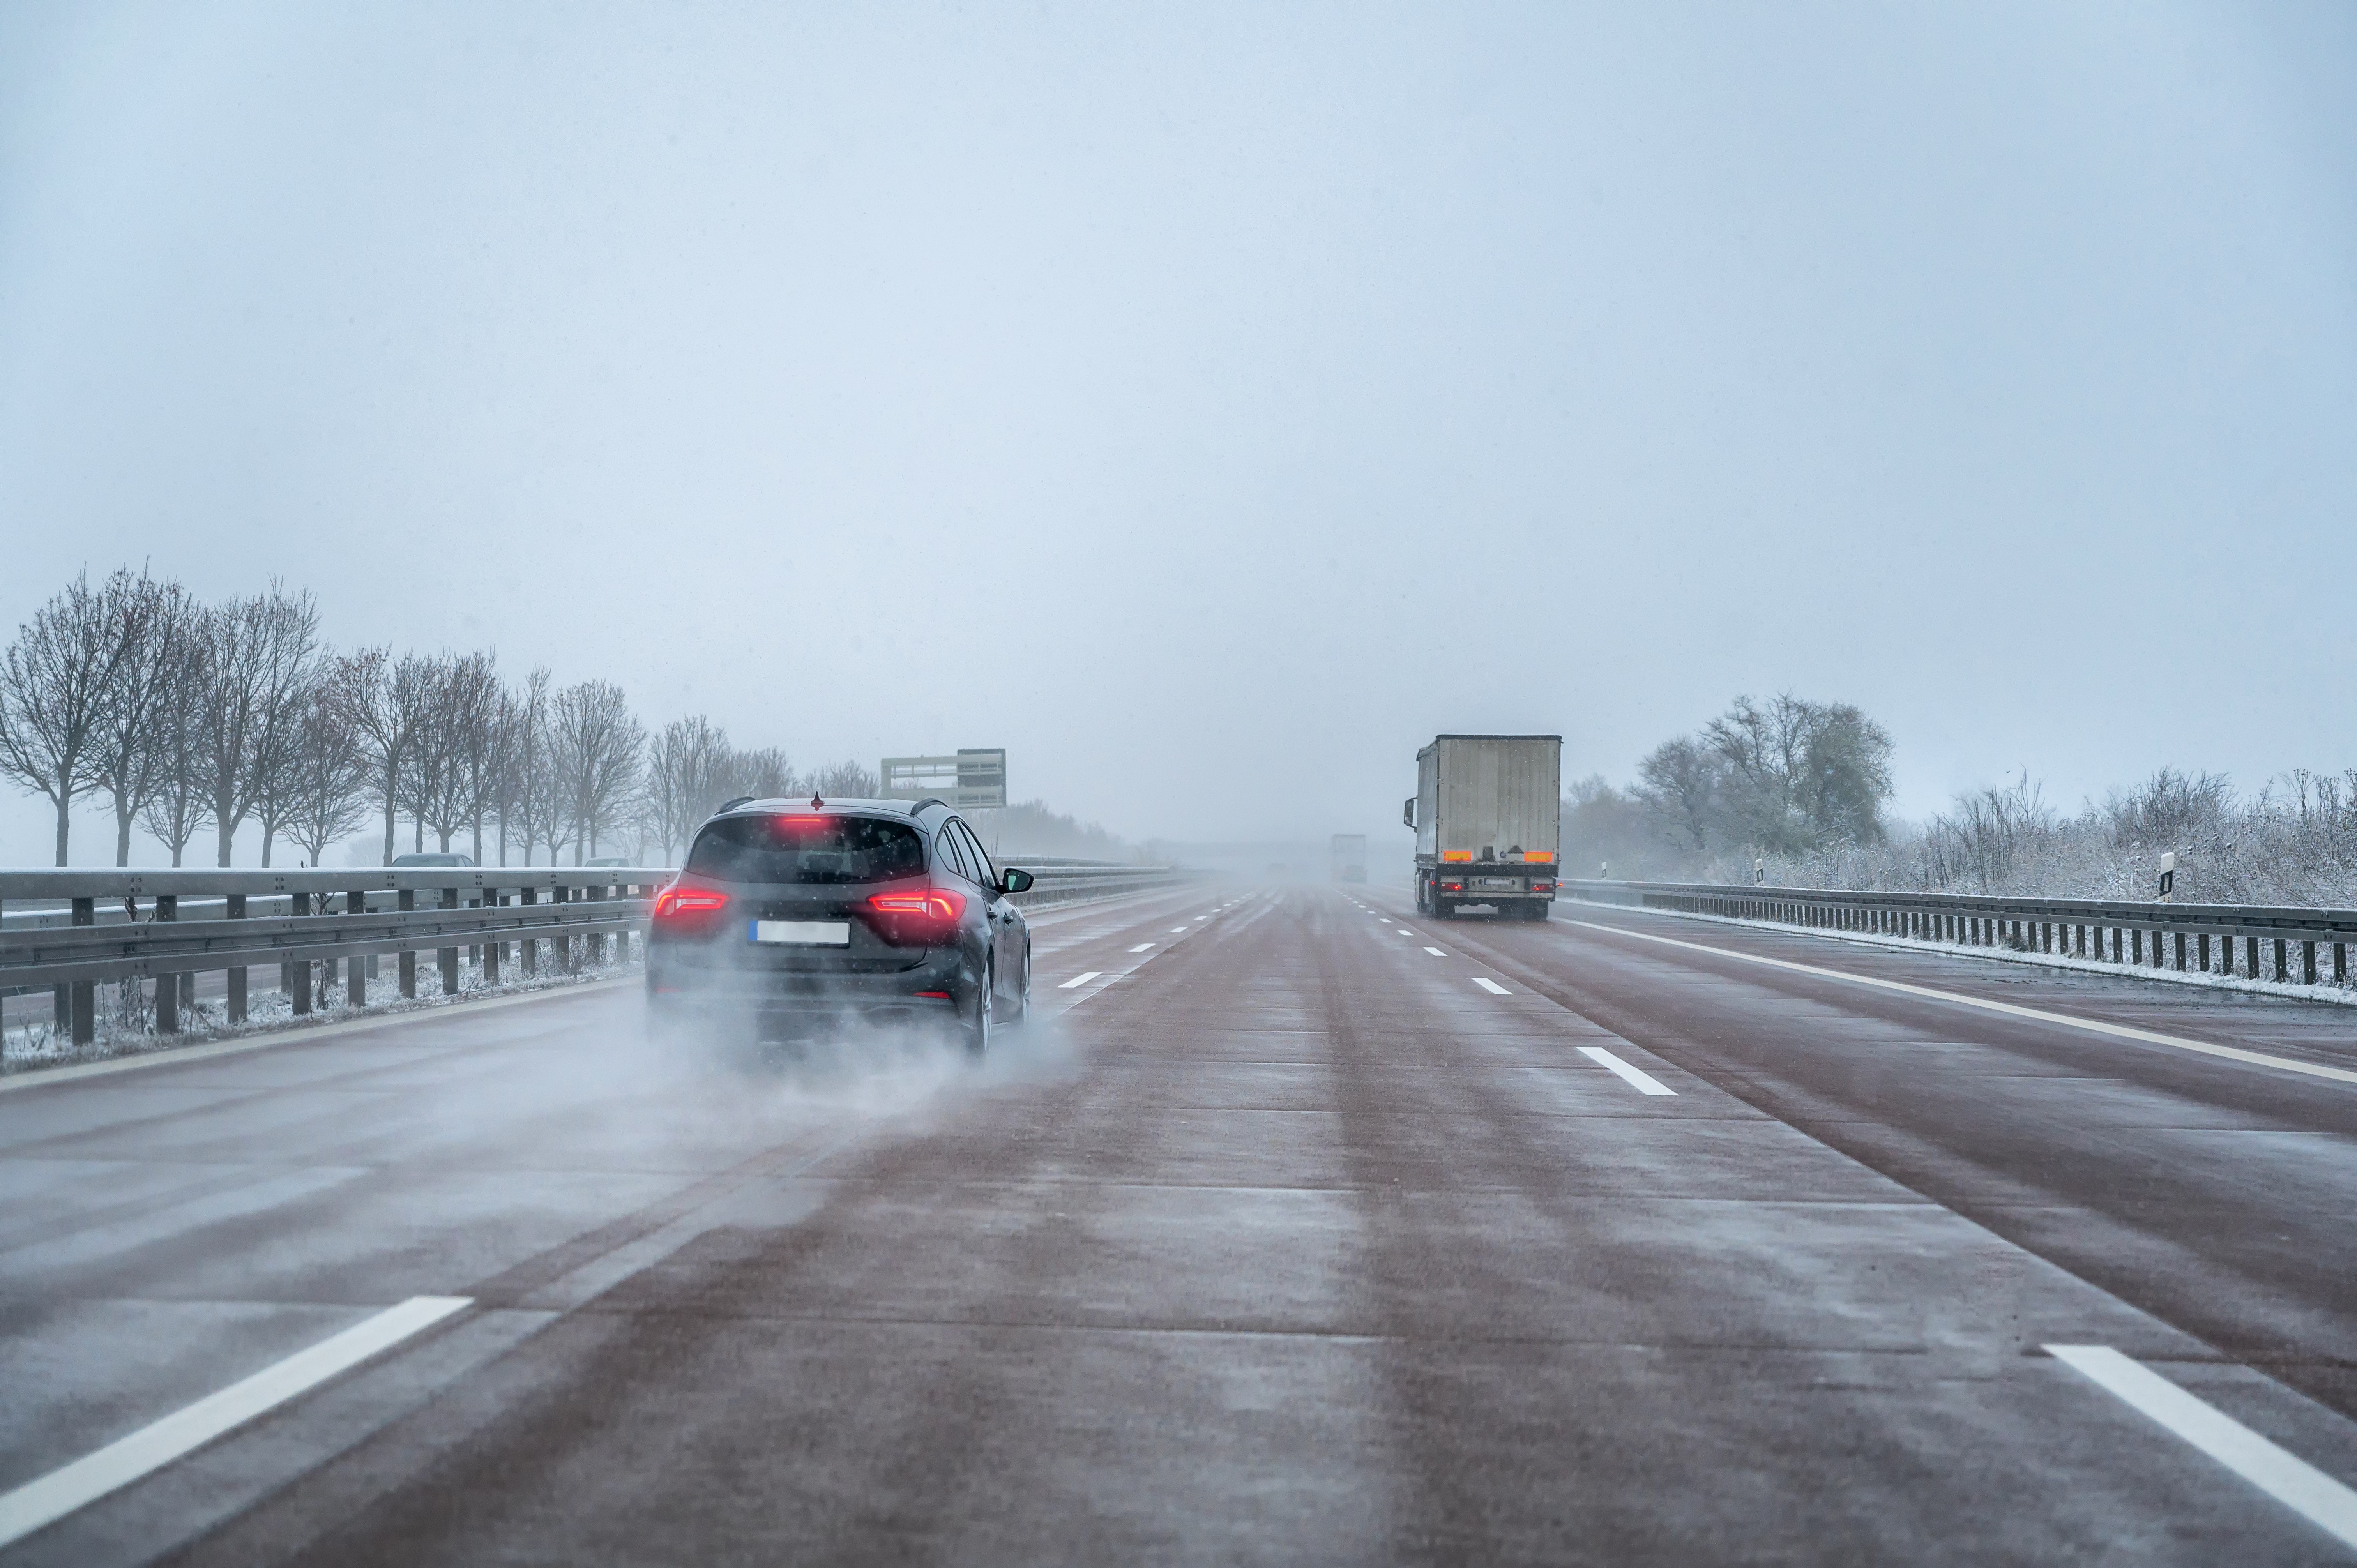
[4, 883, 2356, 1564]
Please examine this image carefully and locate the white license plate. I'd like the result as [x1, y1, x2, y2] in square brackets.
[750, 920, 851, 946]
[1475, 877, 1521, 890]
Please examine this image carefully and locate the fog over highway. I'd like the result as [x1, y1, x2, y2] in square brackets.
[3, 5, 2355, 852]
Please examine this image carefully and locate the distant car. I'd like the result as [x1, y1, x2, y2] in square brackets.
[645, 796, 1033, 1054]
[390, 852, 476, 868]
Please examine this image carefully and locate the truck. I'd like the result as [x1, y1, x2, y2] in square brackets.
[1403, 734, 1562, 920]
[1330, 833, 1368, 883]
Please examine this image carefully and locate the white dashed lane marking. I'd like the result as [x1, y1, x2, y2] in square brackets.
[1058, 972, 1102, 989]
[1473, 978, 1511, 996]
[1578, 1046, 1677, 1096]
[2046, 1345, 2357, 1549]
[1423, 946, 1445, 957]
[1128, 943, 1154, 953]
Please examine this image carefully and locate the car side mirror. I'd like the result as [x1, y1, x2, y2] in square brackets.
[1000, 867, 1034, 894]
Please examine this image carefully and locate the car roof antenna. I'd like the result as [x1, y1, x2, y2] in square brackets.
[810, 793, 824, 809]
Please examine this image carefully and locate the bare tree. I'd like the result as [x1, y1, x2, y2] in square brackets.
[399, 652, 500, 854]
[252, 659, 336, 869]
[283, 681, 374, 867]
[645, 714, 731, 862]
[552, 680, 645, 862]
[449, 653, 502, 861]
[1701, 693, 1892, 853]
[87, 570, 197, 865]
[809, 759, 878, 799]
[501, 668, 553, 864]
[1633, 736, 1719, 853]
[485, 676, 534, 866]
[730, 746, 797, 800]
[194, 584, 321, 866]
[333, 647, 436, 864]
[138, 636, 212, 867]
[0, 571, 145, 863]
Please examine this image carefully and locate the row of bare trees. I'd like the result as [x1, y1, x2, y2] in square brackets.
[0, 569, 879, 867]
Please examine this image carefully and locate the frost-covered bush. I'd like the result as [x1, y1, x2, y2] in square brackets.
[1589, 767, 2357, 909]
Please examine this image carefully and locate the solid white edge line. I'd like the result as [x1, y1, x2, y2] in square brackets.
[1577, 1045, 1677, 1096]
[1473, 977, 1511, 995]
[1568, 918, 2357, 1086]
[0, 1295, 472, 1549]
[1057, 971, 1102, 989]
[1424, 946, 1445, 957]
[2045, 1345, 2357, 1548]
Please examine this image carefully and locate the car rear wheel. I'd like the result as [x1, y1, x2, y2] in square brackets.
[963, 961, 993, 1057]
[1007, 945, 1031, 1026]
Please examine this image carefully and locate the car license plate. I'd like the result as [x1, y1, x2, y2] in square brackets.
[1475, 877, 1521, 890]
[750, 920, 851, 946]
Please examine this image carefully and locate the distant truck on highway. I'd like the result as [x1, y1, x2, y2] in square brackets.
[1330, 834, 1368, 883]
[1403, 734, 1561, 920]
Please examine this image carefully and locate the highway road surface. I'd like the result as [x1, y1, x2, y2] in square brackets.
[5, 881, 2357, 1564]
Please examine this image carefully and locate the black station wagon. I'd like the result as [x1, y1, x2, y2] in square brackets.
[645, 796, 1034, 1054]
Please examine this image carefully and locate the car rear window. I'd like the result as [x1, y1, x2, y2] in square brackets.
[685, 815, 927, 885]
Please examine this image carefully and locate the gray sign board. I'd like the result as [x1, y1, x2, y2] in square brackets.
[880, 749, 1007, 809]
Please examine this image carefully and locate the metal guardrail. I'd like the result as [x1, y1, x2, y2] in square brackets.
[1558, 878, 2356, 989]
[1005, 864, 1191, 909]
[1, 860, 1193, 1047]
[1, 866, 672, 1047]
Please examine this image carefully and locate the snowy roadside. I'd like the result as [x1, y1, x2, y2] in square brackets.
[0, 880, 1190, 1081]
[1, 958, 642, 1077]
[1563, 897, 2357, 1008]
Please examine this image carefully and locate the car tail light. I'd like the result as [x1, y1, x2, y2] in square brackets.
[866, 886, 967, 945]
[1441, 880, 1464, 892]
[653, 886, 729, 920]
[651, 885, 729, 937]
[1532, 881, 1555, 893]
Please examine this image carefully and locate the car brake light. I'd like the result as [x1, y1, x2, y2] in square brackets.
[653, 886, 729, 920]
[867, 888, 966, 921]
[866, 886, 967, 945]
[913, 990, 951, 999]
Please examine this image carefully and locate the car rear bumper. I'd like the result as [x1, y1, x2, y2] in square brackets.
[647, 946, 972, 1018]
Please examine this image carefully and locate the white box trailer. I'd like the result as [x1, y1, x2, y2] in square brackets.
[1330, 834, 1368, 883]
[1403, 734, 1562, 919]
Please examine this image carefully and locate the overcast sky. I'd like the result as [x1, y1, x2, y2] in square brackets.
[2, 1, 2352, 862]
